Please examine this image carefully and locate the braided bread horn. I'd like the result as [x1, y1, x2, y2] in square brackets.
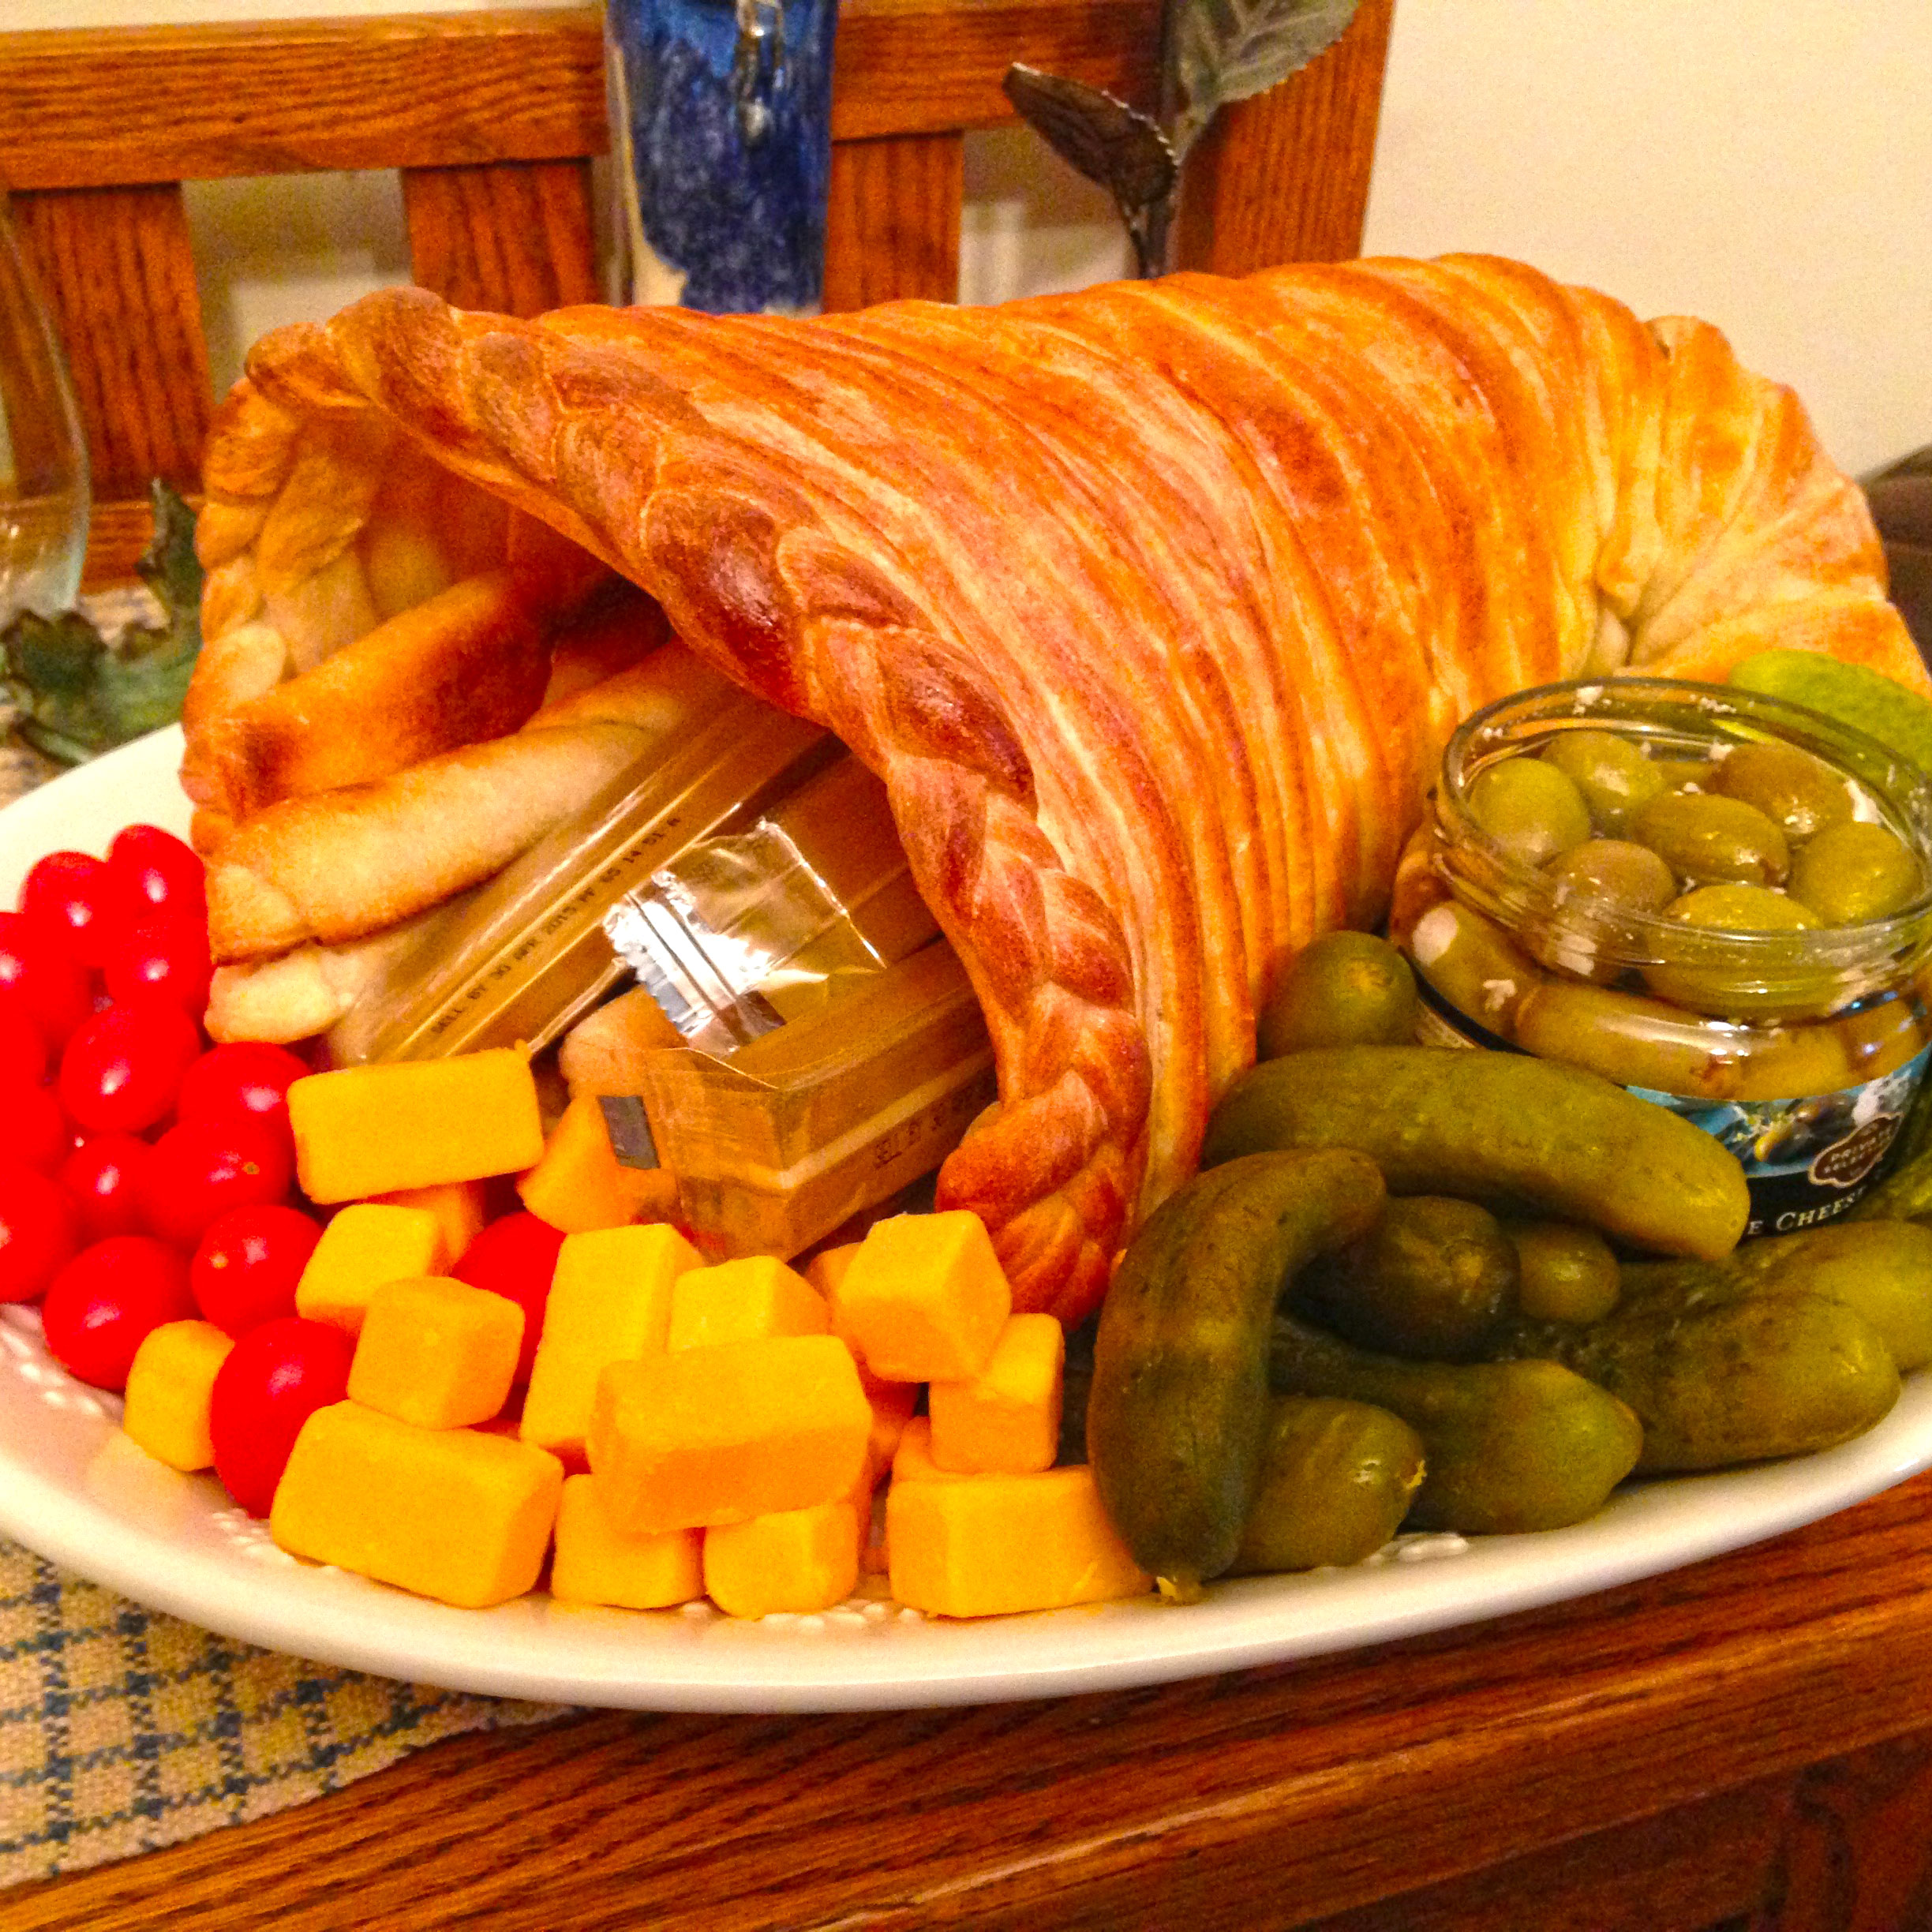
[202, 256, 1923, 1327]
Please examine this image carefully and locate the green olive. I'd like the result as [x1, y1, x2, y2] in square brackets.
[1503, 1220, 1621, 1324]
[1547, 838, 1678, 912]
[1404, 899, 1544, 1038]
[1512, 979, 1752, 1099]
[1725, 1024, 1855, 1103]
[1788, 821, 1924, 924]
[1646, 886, 1821, 1020]
[1837, 997, 1930, 1081]
[1632, 791, 1791, 887]
[1648, 755, 1718, 791]
[1709, 741, 1854, 841]
[1466, 758, 1593, 867]
[1543, 729, 1667, 835]
[1664, 884, 1818, 932]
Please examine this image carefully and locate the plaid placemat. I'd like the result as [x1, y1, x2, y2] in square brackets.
[0, 1537, 565, 1887]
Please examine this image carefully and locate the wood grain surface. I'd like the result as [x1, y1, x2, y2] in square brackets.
[12, 1470, 1932, 1931]
[402, 160, 601, 317]
[824, 136, 966, 311]
[9, 186, 211, 500]
[0, 2, 1160, 191]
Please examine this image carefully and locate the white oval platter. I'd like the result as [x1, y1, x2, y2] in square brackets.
[0, 726, 1927, 1713]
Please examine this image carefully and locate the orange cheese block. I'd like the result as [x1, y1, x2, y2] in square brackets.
[122, 1320, 234, 1472]
[588, 1334, 871, 1534]
[832, 1211, 1010, 1382]
[886, 1466, 1151, 1619]
[346, 1276, 522, 1429]
[666, 1256, 828, 1351]
[550, 1474, 703, 1610]
[703, 1500, 860, 1619]
[864, 1377, 918, 1470]
[803, 1242, 860, 1304]
[517, 1093, 673, 1234]
[287, 1050, 545, 1203]
[271, 1402, 563, 1608]
[520, 1222, 702, 1466]
[889, 1416, 970, 1485]
[296, 1202, 448, 1335]
[369, 1180, 489, 1267]
[928, 1313, 1065, 1474]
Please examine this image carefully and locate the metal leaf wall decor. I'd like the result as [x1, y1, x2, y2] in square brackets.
[1002, 67, 1178, 278]
[1170, 0, 1361, 161]
[1004, 0, 1362, 275]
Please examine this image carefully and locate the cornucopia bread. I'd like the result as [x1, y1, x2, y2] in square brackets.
[185, 253, 1928, 1327]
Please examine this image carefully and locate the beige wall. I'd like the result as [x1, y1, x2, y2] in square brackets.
[17, 0, 1931, 475]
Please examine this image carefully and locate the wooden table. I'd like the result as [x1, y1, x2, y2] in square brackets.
[9, 1472, 1932, 1931]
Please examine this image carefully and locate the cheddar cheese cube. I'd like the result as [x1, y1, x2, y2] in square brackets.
[889, 1416, 970, 1485]
[804, 1242, 860, 1304]
[588, 1334, 870, 1534]
[517, 1093, 673, 1234]
[928, 1313, 1064, 1474]
[520, 1223, 701, 1466]
[550, 1474, 702, 1610]
[369, 1180, 489, 1266]
[704, 1501, 859, 1619]
[833, 1211, 1010, 1382]
[886, 1466, 1151, 1619]
[288, 1050, 545, 1203]
[864, 1377, 918, 1470]
[666, 1256, 827, 1351]
[296, 1202, 448, 1336]
[271, 1402, 563, 1608]
[122, 1320, 234, 1472]
[811, 1241, 918, 1446]
[346, 1277, 522, 1429]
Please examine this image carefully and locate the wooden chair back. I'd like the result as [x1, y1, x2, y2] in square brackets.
[0, 2, 1393, 586]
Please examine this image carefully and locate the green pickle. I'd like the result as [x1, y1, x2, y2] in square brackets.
[1268, 1312, 1643, 1535]
[1299, 1196, 1518, 1362]
[1731, 650, 1932, 776]
[1503, 1219, 1621, 1324]
[1229, 1398, 1426, 1574]
[1259, 930, 1417, 1058]
[1622, 1220, 1932, 1374]
[1488, 1294, 1900, 1472]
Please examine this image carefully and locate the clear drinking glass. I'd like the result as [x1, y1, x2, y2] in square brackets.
[0, 190, 89, 624]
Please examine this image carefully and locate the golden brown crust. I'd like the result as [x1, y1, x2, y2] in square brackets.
[198, 256, 1923, 1324]
[204, 722, 655, 960]
[181, 569, 551, 822]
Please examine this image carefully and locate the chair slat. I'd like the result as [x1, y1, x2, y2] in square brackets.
[0, 2, 1159, 189]
[403, 160, 600, 316]
[824, 136, 964, 311]
[12, 185, 212, 500]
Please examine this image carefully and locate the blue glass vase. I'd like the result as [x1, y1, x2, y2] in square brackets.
[605, 0, 840, 316]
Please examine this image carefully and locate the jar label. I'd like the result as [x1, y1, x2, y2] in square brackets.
[1412, 974, 1931, 1236]
[1629, 1044, 1931, 1238]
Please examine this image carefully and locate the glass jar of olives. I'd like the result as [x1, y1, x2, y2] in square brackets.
[1390, 677, 1932, 1237]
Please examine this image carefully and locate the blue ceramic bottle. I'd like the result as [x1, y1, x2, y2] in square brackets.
[605, 0, 839, 315]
